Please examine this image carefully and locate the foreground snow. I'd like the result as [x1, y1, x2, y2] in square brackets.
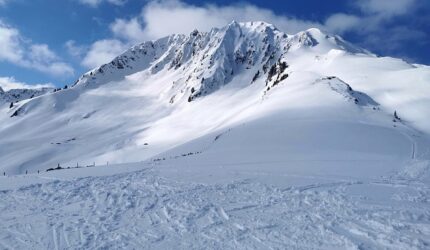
[0, 158, 429, 249]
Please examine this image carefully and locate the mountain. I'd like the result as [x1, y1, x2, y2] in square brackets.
[1, 21, 430, 249]
[0, 21, 429, 175]
[73, 22, 367, 101]
[0, 86, 53, 106]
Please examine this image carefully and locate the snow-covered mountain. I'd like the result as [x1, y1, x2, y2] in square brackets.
[0, 86, 53, 106]
[74, 21, 367, 101]
[1, 21, 430, 249]
[1, 21, 429, 174]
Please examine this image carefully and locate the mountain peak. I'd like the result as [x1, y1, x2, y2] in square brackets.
[190, 29, 199, 36]
[69, 21, 368, 103]
[304, 27, 324, 35]
[228, 20, 239, 26]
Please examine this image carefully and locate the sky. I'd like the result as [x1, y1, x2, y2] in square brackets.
[0, 0, 429, 89]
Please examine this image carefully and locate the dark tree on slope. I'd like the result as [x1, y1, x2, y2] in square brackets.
[9, 102, 13, 109]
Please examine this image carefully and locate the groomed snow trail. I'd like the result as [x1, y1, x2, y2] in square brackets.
[1, 163, 429, 249]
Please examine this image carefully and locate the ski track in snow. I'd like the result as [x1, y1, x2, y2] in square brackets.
[0, 165, 429, 249]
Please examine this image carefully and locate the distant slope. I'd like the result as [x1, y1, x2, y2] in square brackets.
[0, 86, 53, 106]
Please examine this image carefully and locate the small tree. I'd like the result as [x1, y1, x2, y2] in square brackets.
[9, 102, 13, 108]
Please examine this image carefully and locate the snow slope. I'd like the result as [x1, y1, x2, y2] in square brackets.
[0, 86, 53, 106]
[0, 150, 429, 249]
[0, 21, 430, 249]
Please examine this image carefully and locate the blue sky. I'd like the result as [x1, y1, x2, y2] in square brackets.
[0, 0, 429, 89]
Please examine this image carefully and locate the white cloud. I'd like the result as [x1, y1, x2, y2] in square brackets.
[0, 76, 53, 91]
[120, 0, 321, 41]
[110, 18, 146, 43]
[34, 62, 75, 77]
[355, 0, 416, 18]
[0, 22, 23, 63]
[324, 13, 361, 34]
[334, 0, 418, 35]
[65, 40, 87, 58]
[0, 0, 8, 7]
[324, 0, 417, 35]
[105, 0, 420, 43]
[0, 21, 74, 77]
[77, 0, 127, 7]
[29, 44, 58, 62]
[328, 0, 423, 53]
[82, 39, 128, 68]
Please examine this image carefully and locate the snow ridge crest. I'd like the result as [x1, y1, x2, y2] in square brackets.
[73, 21, 366, 103]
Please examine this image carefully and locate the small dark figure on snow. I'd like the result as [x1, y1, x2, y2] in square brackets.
[9, 102, 13, 108]
[393, 110, 401, 122]
[3, 172, 5, 176]
[25, 170, 28, 175]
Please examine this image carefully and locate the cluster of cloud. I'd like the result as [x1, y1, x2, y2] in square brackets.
[0, 21, 74, 77]
[76, 0, 423, 68]
[357, 0, 415, 17]
[131, 1, 322, 41]
[326, 0, 418, 33]
[0, 76, 53, 91]
[341, 0, 426, 56]
[81, 39, 128, 68]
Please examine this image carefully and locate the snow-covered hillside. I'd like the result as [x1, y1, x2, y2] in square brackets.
[1, 21, 429, 174]
[0, 86, 53, 107]
[0, 21, 430, 249]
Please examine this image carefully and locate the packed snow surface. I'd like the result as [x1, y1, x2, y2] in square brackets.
[1, 21, 430, 249]
[1, 156, 429, 249]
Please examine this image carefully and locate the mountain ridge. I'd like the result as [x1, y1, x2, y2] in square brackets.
[0, 86, 53, 106]
[72, 21, 368, 101]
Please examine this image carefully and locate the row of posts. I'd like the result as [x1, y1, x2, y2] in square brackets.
[2, 161, 109, 177]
